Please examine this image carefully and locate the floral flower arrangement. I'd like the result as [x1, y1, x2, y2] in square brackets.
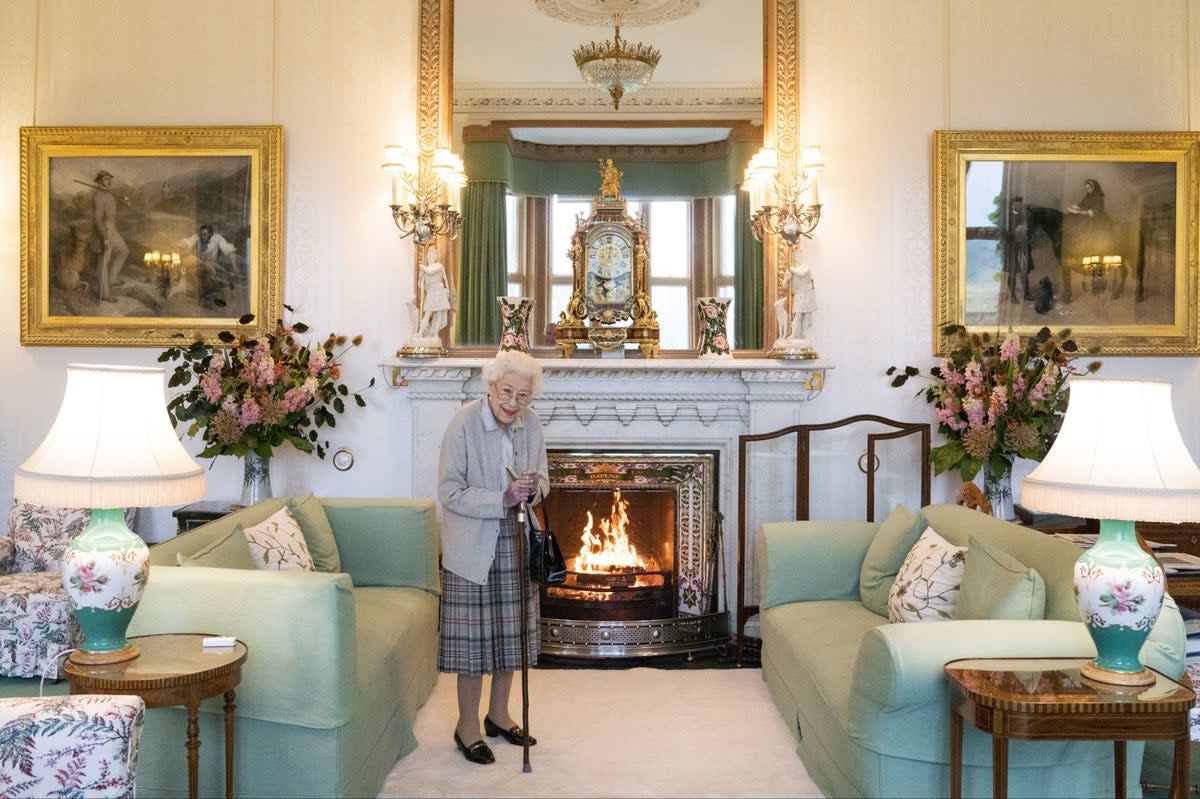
[159, 310, 374, 460]
[887, 324, 1100, 481]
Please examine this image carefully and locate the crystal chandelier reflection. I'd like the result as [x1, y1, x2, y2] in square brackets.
[382, 145, 466, 244]
[573, 21, 661, 110]
[743, 146, 824, 246]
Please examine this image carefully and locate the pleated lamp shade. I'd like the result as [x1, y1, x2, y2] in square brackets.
[1022, 377, 1200, 685]
[1022, 378, 1200, 523]
[15, 364, 205, 508]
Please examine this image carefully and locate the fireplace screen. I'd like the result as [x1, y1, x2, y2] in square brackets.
[536, 451, 727, 657]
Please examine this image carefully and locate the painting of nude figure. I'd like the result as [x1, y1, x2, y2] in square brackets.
[21, 126, 282, 347]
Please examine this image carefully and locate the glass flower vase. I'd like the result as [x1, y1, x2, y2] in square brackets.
[983, 458, 1014, 521]
[238, 451, 273, 508]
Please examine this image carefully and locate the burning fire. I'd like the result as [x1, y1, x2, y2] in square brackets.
[571, 489, 660, 573]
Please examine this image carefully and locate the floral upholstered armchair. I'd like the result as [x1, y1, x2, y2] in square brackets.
[0, 502, 135, 679]
[0, 694, 145, 799]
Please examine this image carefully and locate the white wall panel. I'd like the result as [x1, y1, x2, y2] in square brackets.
[36, 0, 272, 123]
[1, 0, 1198, 535]
[271, 0, 419, 500]
[947, 0, 1187, 130]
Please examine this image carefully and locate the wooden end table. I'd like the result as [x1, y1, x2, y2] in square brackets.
[64, 633, 248, 799]
[945, 657, 1193, 799]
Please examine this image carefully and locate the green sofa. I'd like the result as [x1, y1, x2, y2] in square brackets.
[125, 496, 441, 798]
[757, 502, 1186, 799]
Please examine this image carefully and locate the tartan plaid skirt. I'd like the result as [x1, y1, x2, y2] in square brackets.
[438, 512, 540, 675]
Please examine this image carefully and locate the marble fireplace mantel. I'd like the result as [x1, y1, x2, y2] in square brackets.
[381, 356, 834, 633]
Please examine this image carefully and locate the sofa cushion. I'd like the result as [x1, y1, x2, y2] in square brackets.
[887, 526, 966, 622]
[176, 525, 255, 570]
[957, 534, 1047, 620]
[241, 508, 316, 571]
[860, 506, 927, 616]
[286, 493, 342, 573]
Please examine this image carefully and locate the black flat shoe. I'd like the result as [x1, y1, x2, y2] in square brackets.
[453, 731, 495, 764]
[484, 715, 537, 746]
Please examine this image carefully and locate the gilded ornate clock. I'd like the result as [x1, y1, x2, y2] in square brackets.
[556, 161, 659, 357]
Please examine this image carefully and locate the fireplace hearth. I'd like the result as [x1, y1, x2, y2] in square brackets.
[537, 451, 728, 658]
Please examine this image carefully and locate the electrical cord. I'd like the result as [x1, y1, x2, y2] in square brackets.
[39, 648, 75, 697]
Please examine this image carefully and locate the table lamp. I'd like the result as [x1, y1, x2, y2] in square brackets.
[15, 364, 205, 664]
[1022, 378, 1200, 685]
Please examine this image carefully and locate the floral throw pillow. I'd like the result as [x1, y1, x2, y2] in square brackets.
[240, 507, 316, 571]
[887, 526, 967, 623]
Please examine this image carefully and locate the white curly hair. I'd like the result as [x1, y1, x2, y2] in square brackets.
[481, 350, 543, 396]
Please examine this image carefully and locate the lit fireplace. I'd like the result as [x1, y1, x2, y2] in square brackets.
[537, 451, 728, 658]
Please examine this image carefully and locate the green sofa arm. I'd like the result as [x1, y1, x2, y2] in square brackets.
[128, 566, 357, 728]
[855, 597, 1186, 711]
[758, 520, 876, 608]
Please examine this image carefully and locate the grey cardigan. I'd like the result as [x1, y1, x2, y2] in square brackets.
[437, 397, 549, 584]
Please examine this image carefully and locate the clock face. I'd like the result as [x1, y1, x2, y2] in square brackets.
[585, 230, 633, 306]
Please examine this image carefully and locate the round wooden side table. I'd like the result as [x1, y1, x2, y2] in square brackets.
[63, 632, 248, 799]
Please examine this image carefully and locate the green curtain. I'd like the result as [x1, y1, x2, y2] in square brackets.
[734, 189, 764, 350]
[454, 180, 508, 345]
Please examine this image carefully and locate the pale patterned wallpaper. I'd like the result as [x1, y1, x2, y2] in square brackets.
[0, 0, 1197, 539]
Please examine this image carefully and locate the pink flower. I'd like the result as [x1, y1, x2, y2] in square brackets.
[500, 332, 517, 348]
[282, 385, 312, 413]
[935, 405, 966, 432]
[986, 385, 1008, 425]
[201, 373, 223, 403]
[308, 349, 328, 375]
[239, 398, 261, 427]
[222, 396, 238, 415]
[939, 358, 964, 388]
[964, 361, 984, 397]
[999, 332, 1020, 362]
[1028, 370, 1057, 403]
[713, 333, 728, 351]
[964, 397, 986, 428]
[703, 303, 719, 318]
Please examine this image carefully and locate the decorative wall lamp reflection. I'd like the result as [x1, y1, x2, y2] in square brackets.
[15, 364, 205, 664]
[1022, 378, 1200, 686]
[743, 146, 824, 246]
[382, 145, 466, 244]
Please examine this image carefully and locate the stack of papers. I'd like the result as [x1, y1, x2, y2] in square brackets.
[1158, 551, 1200, 573]
[1051, 533, 1176, 551]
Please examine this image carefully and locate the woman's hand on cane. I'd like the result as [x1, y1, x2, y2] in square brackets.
[503, 469, 537, 507]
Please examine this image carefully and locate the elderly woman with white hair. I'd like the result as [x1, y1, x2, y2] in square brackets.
[437, 350, 549, 765]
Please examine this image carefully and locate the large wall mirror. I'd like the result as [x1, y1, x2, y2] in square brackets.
[416, 0, 800, 356]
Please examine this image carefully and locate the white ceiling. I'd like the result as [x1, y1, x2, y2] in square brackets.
[509, 126, 733, 145]
[454, 0, 761, 90]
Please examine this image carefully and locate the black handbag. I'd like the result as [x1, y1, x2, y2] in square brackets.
[527, 508, 567, 585]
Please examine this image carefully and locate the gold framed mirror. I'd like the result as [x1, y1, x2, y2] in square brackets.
[416, 0, 799, 356]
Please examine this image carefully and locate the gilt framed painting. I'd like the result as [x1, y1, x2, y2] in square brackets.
[20, 125, 283, 347]
[933, 130, 1200, 356]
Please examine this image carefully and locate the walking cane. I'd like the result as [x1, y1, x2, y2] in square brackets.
[516, 499, 533, 773]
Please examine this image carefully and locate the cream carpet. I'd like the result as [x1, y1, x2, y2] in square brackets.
[378, 667, 823, 798]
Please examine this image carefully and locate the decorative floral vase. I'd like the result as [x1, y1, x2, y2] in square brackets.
[60, 508, 150, 663]
[497, 296, 532, 353]
[983, 459, 1014, 521]
[1074, 519, 1164, 685]
[238, 451, 273, 508]
[696, 297, 733, 359]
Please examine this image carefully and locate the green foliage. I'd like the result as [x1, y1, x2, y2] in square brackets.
[887, 324, 1101, 479]
[160, 313, 375, 460]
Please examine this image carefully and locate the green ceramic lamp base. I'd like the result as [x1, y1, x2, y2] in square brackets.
[60, 507, 150, 664]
